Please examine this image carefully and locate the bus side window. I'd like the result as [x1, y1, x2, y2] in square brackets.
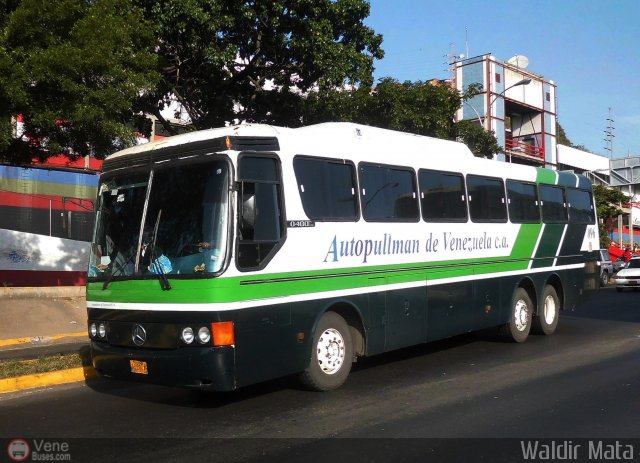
[237, 155, 285, 270]
[418, 169, 467, 222]
[506, 179, 540, 223]
[539, 185, 567, 223]
[467, 175, 507, 223]
[566, 188, 595, 224]
[359, 163, 419, 222]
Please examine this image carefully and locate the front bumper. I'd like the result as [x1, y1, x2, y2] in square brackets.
[91, 341, 237, 391]
[613, 277, 640, 288]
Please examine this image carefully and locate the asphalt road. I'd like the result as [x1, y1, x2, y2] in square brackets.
[2, 286, 640, 462]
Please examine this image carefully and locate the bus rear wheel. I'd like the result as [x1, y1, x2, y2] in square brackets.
[300, 312, 353, 391]
[499, 287, 532, 343]
[532, 285, 559, 335]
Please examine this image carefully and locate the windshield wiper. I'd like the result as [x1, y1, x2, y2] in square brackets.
[149, 210, 171, 291]
[102, 251, 135, 290]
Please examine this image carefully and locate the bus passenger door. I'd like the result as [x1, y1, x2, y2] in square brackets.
[384, 273, 427, 351]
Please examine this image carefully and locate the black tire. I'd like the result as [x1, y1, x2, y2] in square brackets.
[299, 312, 353, 391]
[532, 285, 560, 336]
[600, 271, 609, 287]
[498, 287, 532, 343]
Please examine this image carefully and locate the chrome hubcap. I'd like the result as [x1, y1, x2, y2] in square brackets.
[514, 299, 529, 331]
[316, 328, 345, 375]
[543, 294, 557, 325]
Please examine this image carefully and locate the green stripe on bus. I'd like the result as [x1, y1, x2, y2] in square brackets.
[536, 168, 557, 185]
[532, 223, 565, 268]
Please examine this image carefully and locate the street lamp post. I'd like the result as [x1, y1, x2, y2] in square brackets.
[460, 77, 532, 130]
[485, 77, 531, 130]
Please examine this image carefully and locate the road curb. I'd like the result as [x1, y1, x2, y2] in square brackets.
[0, 332, 87, 348]
[0, 286, 85, 300]
[0, 366, 97, 394]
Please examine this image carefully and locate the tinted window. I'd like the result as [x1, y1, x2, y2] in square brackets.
[567, 188, 595, 224]
[466, 175, 507, 222]
[506, 180, 540, 223]
[293, 157, 358, 221]
[419, 169, 467, 222]
[360, 164, 419, 222]
[540, 185, 567, 223]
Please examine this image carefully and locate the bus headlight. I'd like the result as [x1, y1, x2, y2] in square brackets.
[89, 323, 97, 338]
[197, 327, 211, 344]
[98, 322, 107, 338]
[181, 327, 195, 344]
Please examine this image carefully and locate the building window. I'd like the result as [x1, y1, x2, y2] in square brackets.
[546, 92, 551, 102]
[495, 73, 501, 83]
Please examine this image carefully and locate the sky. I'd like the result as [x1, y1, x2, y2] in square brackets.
[364, 0, 640, 159]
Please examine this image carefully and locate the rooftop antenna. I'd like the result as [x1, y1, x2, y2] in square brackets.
[445, 43, 465, 80]
[465, 27, 469, 60]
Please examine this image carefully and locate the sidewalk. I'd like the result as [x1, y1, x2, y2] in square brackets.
[0, 287, 92, 394]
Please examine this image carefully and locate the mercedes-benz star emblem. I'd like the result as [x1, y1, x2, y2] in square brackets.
[132, 324, 147, 346]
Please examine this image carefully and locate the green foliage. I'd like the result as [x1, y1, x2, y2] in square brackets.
[593, 184, 628, 247]
[1, 0, 383, 160]
[301, 79, 501, 158]
[593, 184, 627, 219]
[455, 120, 502, 159]
[557, 122, 572, 146]
[0, 0, 160, 162]
[134, 0, 384, 132]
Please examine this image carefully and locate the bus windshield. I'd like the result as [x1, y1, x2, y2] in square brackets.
[89, 158, 230, 281]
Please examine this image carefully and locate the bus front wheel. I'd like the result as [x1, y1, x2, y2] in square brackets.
[499, 287, 532, 343]
[300, 312, 353, 391]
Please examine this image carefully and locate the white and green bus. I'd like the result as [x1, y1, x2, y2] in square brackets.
[87, 122, 599, 391]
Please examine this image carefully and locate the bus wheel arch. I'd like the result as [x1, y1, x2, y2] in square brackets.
[327, 302, 366, 357]
[545, 274, 564, 311]
[299, 303, 363, 391]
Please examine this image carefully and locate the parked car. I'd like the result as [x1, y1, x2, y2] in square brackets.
[613, 259, 628, 272]
[613, 256, 640, 292]
[598, 249, 614, 286]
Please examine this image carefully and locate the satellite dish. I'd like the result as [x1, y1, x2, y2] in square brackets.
[507, 55, 529, 69]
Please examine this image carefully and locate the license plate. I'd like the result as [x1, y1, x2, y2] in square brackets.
[629, 281, 638, 286]
[130, 360, 148, 375]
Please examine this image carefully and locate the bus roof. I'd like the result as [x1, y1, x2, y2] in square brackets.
[106, 122, 475, 162]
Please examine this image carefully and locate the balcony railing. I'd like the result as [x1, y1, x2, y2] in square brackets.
[505, 138, 545, 161]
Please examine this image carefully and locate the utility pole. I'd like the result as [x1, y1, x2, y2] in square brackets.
[604, 107, 614, 158]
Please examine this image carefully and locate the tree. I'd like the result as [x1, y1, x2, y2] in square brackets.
[0, 0, 160, 163]
[134, 0, 384, 133]
[557, 121, 589, 152]
[557, 122, 572, 147]
[593, 184, 628, 246]
[301, 79, 501, 158]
